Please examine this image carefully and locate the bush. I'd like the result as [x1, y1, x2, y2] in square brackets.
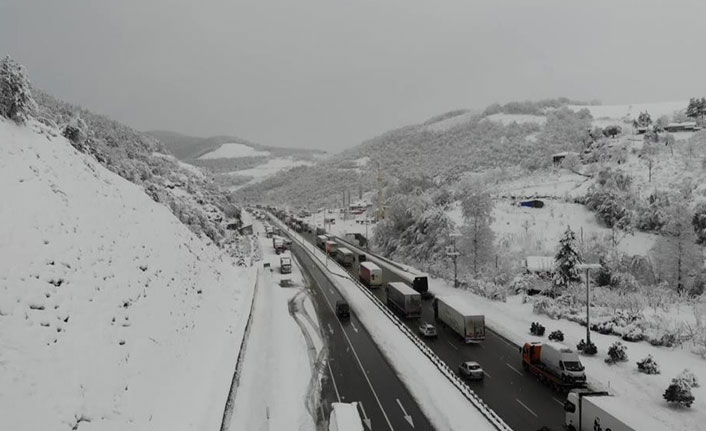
[548, 330, 565, 342]
[664, 375, 695, 408]
[0, 56, 36, 124]
[530, 322, 546, 336]
[636, 355, 660, 375]
[676, 369, 700, 388]
[577, 339, 598, 355]
[605, 341, 628, 364]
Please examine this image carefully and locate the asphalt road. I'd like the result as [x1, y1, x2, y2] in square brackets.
[290, 240, 435, 431]
[298, 230, 566, 431]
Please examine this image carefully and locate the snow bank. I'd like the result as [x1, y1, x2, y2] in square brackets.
[0, 118, 256, 430]
[199, 142, 271, 159]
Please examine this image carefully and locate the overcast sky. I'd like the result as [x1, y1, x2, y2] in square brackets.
[1, 0, 704, 151]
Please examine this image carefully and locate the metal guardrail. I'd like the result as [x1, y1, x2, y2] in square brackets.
[270, 215, 513, 431]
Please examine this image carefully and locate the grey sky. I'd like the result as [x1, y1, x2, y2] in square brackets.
[1, 0, 704, 151]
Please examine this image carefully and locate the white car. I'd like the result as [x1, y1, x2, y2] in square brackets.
[459, 361, 484, 380]
[418, 323, 437, 337]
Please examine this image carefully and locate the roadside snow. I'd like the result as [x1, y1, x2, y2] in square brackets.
[429, 280, 703, 431]
[0, 118, 256, 430]
[199, 143, 271, 159]
[229, 222, 320, 431]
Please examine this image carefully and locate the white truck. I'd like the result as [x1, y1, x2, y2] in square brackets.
[564, 389, 663, 431]
[521, 341, 586, 389]
[329, 402, 364, 431]
[385, 282, 422, 318]
[280, 256, 292, 274]
[433, 296, 485, 343]
[359, 261, 382, 288]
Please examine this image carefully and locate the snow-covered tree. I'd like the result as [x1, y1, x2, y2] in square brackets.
[605, 341, 628, 364]
[62, 114, 89, 150]
[458, 183, 495, 275]
[686, 97, 706, 125]
[553, 226, 581, 289]
[0, 56, 35, 124]
[636, 355, 660, 374]
[650, 198, 702, 294]
[664, 374, 696, 407]
[636, 111, 652, 128]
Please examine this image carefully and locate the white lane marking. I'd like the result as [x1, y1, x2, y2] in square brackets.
[358, 401, 372, 429]
[447, 340, 459, 351]
[477, 342, 485, 349]
[327, 323, 334, 335]
[396, 398, 415, 428]
[351, 322, 359, 333]
[329, 288, 334, 294]
[316, 272, 395, 431]
[506, 363, 524, 376]
[483, 370, 492, 379]
[553, 397, 564, 406]
[516, 398, 538, 418]
[328, 361, 341, 402]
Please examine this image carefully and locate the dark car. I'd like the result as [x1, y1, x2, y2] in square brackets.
[335, 300, 350, 320]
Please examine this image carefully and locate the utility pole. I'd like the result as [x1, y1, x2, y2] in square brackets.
[578, 263, 600, 345]
[448, 233, 462, 288]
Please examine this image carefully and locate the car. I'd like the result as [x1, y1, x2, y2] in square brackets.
[335, 300, 350, 320]
[458, 361, 484, 380]
[418, 322, 437, 337]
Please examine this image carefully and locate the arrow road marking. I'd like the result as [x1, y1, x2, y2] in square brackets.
[351, 322, 359, 333]
[396, 398, 414, 428]
[328, 323, 334, 335]
[358, 401, 372, 429]
[506, 363, 524, 376]
[516, 398, 538, 418]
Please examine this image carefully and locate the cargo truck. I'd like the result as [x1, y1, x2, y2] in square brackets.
[326, 240, 338, 255]
[522, 341, 586, 391]
[280, 256, 292, 274]
[432, 296, 485, 343]
[359, 261, 382, 288]
[273, 237, 286, 254]
[316, 235, 328, 250]
[386, 282, 422, 318]
[564, 389, 662, 431]
[335, 247, 355, 267]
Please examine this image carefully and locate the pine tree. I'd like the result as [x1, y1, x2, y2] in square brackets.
[664, 376, 695, 407]
[637, 111, 652, 128]
[553, 226, 581, 289]
[0, 56, 35, 124]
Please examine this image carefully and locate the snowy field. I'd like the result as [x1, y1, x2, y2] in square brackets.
[568, 101, 688, 124]
[199, 142, 271, 159]
[0, 119, 257, 430]
[424, 111, 476, 132]
[429, 280, 704, 431]
[489, 169, 590, 199]
[482, 113, 547, 126]
[228, 222, 321, 431]
[229, 157, 314, 183]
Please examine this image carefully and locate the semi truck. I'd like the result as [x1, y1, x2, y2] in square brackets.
[522, 341, 586, 391]
[432, 296, 485, 343]
[359, 261, 382, 288]
[280, 256, 292, 274]
[335, 247, 355, 267]
[316, 235, 328, 250]
[273, 237, 286, 254]
[564, 389, 662, 431]
[325, 240, 338, 255]
[386, 282, 422, 318]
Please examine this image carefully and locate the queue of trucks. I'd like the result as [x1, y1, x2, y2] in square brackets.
[264, 208, 655, 431]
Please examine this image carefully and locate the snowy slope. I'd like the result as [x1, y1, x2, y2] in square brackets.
[0, 118, 256, 430]
[199, 142, 271, 159]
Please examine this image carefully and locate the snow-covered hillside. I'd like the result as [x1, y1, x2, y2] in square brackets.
[0, 118, 256, 430]
[199, 142, 271, 159]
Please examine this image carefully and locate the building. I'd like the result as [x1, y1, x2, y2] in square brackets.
[552, 151, 579, 166]
[664, 122, 699, 132]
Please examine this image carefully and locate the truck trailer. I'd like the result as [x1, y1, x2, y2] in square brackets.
[326, 240, 338, 255]
[522, 341, 586, 391]
[386, 282, 422, 318]
[335, 247, 355, 267]
[359, 261, 382, 288]
[272, 237, 286, 254]
[564, 389, 663, 431]
[433, 296, 485, 343]
[316, 235, 328, 250]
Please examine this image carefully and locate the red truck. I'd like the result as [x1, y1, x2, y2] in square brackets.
[522, 341, 587, 392]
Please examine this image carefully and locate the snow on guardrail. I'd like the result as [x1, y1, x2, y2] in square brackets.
[268, 214, 513, 431]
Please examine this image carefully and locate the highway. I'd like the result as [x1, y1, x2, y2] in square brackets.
[290, 240, 435, 431]
[299, 229, 566, 431]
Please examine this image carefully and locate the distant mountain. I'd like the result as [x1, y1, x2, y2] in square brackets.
[146, 130, 327, 191]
